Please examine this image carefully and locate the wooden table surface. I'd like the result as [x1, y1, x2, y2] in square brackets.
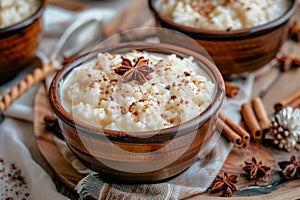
[34, 0, 300, 199]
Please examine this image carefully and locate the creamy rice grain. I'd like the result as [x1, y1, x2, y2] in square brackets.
[0, 0, 40, 28]
[159, 0, 288, 30]
[62, 51, 215, 132]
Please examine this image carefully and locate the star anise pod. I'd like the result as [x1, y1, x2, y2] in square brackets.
[242, 157, 271, 180]
[276, 53, 300, 72]
[212, 172, 238, 197]
[222, 187, 234, 197]
[289, 21, 300, 42]
[114, 56, 154, 85]
[278, 155, 300, 180]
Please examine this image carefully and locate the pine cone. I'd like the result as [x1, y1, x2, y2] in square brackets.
[271, 107, 300, 151]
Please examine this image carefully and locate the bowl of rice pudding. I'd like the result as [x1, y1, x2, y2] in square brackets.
[49, 42, 225, 183]
[0, 0, 46, 84]
[149, 0, 297, 76]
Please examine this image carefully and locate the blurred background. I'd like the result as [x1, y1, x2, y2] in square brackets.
[48, 0, 134, 12]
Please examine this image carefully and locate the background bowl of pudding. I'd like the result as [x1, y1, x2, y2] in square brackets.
[0, 0, 46, 84]
[49, 42, 225, 183]
[149, 0, 297, 77]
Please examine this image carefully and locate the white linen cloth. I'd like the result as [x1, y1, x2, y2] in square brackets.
[0, 6, 115, 200]
[0, 5, 253, 200]
[0, 82, 68, 199]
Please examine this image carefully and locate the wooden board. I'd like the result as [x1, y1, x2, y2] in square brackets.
[33, 0, 300, 199]
[33, 85, 83, 190]
[33, 82, 300, 200]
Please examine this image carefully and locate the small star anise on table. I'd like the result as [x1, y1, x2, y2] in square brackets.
[278, 155, 300, 180]
[276, 53, 300, 72]
[289, 21, 300, 42]
[114, 56, 154, 85]
[211, 172, 238, 197]
[242, 157, 271, 180]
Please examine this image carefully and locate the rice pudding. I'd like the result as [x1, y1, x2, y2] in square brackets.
[158, 0, 288, 30]
[0, 0, 40, 28]
[61, 50, 215, 132]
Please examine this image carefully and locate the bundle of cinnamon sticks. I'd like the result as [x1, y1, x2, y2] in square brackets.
[217, 112, 250, 148]
[241, 97, 270, 141]
[274, 88, 300, 112]
[220, 89, 300, 146]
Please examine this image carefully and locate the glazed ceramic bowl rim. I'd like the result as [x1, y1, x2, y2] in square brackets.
[0, 0, 46, 33]
[149, 0, 297, 39]
[49, 42, 225, 139]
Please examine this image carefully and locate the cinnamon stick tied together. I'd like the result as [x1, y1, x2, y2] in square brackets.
[241, 97, 270, 141]
[225, 81, 240, 98]
[217, 112, 250, 148]
[274, 88, 300, 112]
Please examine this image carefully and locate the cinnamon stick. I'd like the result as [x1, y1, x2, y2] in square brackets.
[252, 97, 270, 136]
[219, 112, 250, 144]
[241, 103, 261, 140]
[274, 88, 300, 112]
[225, 81, 240, 98]
[217, 118, 243, 147]
[289, 97, 300, 109]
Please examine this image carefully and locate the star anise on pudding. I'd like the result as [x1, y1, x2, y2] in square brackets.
[212, 172, 238, 197]
[242, 157, 271, 180]
[114, 56, 154, 85]
[278, 155, 300, 180]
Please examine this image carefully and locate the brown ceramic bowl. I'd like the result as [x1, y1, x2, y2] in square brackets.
[149, 0, 297, 77]
[0, 0, 46, 84]
[49, 42, 225, 183]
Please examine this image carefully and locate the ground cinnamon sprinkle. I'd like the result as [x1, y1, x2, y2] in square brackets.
[0, 158, 30, 199]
